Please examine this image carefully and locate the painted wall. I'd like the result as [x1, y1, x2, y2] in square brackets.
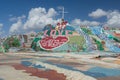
[32, 20, 86, 52]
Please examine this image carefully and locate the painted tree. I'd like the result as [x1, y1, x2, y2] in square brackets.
[3, 36, 20, 51]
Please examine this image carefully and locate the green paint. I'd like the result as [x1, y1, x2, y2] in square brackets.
[3, 37, 20, 52]
[68, 36, 85, 51]
[93, 38, 104, 50]
[81, 28, 92, 35]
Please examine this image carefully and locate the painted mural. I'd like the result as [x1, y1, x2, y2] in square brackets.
[31, 19, 85, 52]
[31, 22, 120, 52]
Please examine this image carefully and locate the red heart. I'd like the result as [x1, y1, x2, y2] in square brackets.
[39, 36, 68, 50]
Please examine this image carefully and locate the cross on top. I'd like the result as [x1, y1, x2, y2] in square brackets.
[58, 6, 68, 19]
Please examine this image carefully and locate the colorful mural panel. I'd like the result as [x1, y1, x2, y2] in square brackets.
[37, 19, 85, 52]
[39, 36, 69, 50]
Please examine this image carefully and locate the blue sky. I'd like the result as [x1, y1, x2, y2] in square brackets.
[0, 0, 120, 36]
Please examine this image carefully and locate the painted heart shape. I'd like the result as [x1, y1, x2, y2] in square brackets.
[39, 36, 68, 50]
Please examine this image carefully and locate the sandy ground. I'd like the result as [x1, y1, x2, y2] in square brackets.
[0, 52, 120, 80]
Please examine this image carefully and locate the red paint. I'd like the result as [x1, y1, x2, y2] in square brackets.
[12, 64, 66, 80]
[39, 36, 68, 50]
[44, 30, 49, 36]
[113, 32, 120, 37]
[50, 30, 56, 37]
[44, 30, 71, 37]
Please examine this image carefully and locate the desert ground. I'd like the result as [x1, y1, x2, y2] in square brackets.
[0, 51, 120, 80]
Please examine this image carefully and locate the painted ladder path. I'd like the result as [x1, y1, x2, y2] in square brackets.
[0, 53, 120, 80]
[90, 26, 120, 53]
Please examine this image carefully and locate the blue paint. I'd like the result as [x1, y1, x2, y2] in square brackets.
[32, 64, 45, 68]
[43, 61, 106, 77]
[21, 61, 32, 66]
[0, 78, 4, 80]
[21, 61, 49, 70]
[21, 60, 120, 78]
[43, 61, 120, 78]
[87, 67, 120, 77]
[65, 26, 75, 31]
[90, 26, 120, 53]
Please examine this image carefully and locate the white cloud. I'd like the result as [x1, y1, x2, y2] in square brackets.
[0, 23, 3, 28]
[47, 8, 57, 17]
[9, 15, 26, 22]
[9, 20, 23, 33]
[89, 9, 120, 27]
[71, 19, 100, 26]
[106, 10, 120, 27]
[89, 9, 107, 18]
[24, 7, 58, 30]
[10, 7, 120, 33]
[9, 7, 59, 33]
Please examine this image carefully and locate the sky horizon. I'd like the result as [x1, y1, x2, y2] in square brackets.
[0, 0, 120, 37]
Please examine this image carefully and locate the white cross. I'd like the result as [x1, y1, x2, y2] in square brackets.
[58, 6, 68, 19]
